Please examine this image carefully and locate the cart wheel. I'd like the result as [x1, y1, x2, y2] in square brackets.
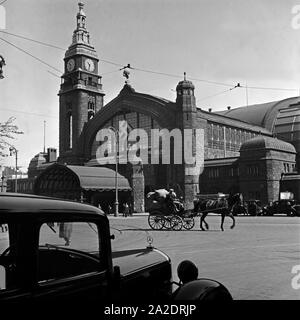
[171, 215, 183, 231]
[163, 215, 174, 230]
[148, 214, 164, 230]
[182, 217, 195, 230]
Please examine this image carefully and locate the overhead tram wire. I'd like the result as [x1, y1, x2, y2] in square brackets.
[0, 30, 124, 69]
[0, 36, 63, 74]
[0, 30, 234, 87]
[0, 30, 65, 51]
[239, 84, 298, 92]
[99, 58, 124, 68]
[0, 107, 58, 119]
[198, 88, 235, 102]
[129, 65, 235, 88]
[123, 64, 299, 92]
[1, 31, 299, 93]
[47, 70, 61, 78]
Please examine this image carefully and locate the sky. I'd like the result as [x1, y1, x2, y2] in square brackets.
[1, 0, 300, 171]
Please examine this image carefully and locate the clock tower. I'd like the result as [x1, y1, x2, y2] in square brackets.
[58, 2, 105, 164]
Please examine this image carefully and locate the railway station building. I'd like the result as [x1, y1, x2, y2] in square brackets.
[13, 3, 299, 212]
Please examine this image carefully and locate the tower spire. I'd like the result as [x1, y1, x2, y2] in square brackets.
[71, 2, 91, 46]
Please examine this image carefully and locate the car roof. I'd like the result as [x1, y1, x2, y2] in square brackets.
[0, 193, 104, 218]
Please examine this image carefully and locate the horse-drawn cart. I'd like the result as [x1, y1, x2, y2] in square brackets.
[146, 189, 195, 231]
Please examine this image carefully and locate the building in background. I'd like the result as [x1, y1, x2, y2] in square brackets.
[34, 2, 298, 211]
[7, 3, 299, 210]
[6, 147, 57, 193]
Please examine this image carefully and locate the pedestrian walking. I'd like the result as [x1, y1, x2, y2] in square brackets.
[59, 222, 73, 246]
[123, 202, 129, 217]
[129, 202, 133, 216]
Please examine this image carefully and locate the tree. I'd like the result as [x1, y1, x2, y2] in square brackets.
[0, 117, 23, 157]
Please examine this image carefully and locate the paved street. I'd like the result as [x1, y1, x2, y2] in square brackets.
[109, 215, 300, 300]
[0, 214, 299, 300]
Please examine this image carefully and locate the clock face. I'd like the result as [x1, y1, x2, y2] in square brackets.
[84, 58, 95, 72]
[67, 59, 75, 72]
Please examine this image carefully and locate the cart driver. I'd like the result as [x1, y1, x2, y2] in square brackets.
[169, 189, 177, 201]
[166, 189, 178, 214]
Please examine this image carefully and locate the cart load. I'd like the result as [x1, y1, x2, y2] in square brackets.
[146, 189, 170, 212]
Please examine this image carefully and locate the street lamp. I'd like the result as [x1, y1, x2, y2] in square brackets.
[108, 126, 119, 217]
[1, 175, 5, 192]
[9, 146, 18, 193]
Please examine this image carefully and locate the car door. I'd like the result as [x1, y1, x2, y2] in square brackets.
[32, 220, 111, 301]
[0, 221, 32, 301]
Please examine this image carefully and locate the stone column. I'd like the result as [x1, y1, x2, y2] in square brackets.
[131, 163, 145, 213]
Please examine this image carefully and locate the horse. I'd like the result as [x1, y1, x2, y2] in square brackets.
[193, 193, 242, 231]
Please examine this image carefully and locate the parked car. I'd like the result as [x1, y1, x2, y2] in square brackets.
[292, 204, 300, 216]
[246, 200, 263, 216]
[263, 200, 297, 216]
[0, 193, 232, 302]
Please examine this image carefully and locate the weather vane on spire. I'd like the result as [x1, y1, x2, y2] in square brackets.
[78, 2, 85, 12]
[120, 64, 132, 84]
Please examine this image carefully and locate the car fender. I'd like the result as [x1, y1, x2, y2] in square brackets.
[172, 278, 233, 301]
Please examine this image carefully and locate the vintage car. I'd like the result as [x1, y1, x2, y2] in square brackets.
[245, 200, 263, 216]
[263, 199, 297, 216]
[292, 204, 300, 216]
[0, 193, 232, 302]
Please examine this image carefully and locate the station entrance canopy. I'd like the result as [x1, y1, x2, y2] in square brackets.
[33, 163, 131, 199]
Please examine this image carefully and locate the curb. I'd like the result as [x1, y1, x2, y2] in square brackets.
[107, 213, 149, 219]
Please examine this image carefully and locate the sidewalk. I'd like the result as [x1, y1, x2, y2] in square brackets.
[107, 212, 149, 219]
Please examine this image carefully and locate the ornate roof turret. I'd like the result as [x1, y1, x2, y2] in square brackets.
[176, 72, 195, 94]
[176, 72, 196, 112]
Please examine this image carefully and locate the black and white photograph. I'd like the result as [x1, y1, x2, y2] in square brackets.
[0, 0, 300, 308]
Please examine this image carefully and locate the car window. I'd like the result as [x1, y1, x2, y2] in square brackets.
[38, 221, 101, 283]
[0, 224, 9, 256]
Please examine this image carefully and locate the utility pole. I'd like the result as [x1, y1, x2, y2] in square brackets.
[109, 126, 119, 217]
[43, 120, 46, 153]
[245, 81, 249, 107]
[9, 146, 18, 192]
